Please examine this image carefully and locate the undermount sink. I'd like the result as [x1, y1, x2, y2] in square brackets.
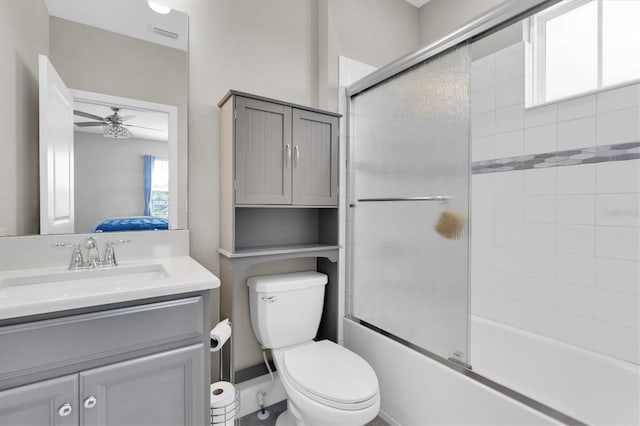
[0, 263, 168, 301]
[0, 255, 219, 320]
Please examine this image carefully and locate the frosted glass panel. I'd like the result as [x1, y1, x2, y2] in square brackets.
[349, 43, 471, 363]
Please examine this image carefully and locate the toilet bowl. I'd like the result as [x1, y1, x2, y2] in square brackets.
[247, 272, 380, 426]
[273, 340, 380, 426]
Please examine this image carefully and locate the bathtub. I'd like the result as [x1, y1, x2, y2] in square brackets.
[470, 316, 640, 426]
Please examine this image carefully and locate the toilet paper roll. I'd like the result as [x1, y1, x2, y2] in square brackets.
[210, 319, 231, 352]
[210, 381, 236, 408]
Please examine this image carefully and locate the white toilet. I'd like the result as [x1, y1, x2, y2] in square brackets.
[247, 271, 380, 426]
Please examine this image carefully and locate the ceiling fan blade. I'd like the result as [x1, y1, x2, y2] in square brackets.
[119, 115, 135, 122]
[123, 124, 163, 131]
[74, 110, 105, 121]
[75, 122, 106, 127]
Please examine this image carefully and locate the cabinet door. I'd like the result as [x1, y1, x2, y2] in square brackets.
[292, 109, 338, 206]
[79, 344, 204, 426]
[235, 97, 292, 205]
[0, 374, 78, 426]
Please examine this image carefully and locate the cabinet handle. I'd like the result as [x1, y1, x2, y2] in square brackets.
[294, 146, 300, 169]
[58, 403, 73, 417]
[285, 144, 291, 168]
[262, 296, 277, 302]
[83, 395, 98, 409]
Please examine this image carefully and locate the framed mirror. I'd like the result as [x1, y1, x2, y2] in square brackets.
[1, 0, 188, 237]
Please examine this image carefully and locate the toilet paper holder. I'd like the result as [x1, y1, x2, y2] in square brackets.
[210, 319, 232, 382]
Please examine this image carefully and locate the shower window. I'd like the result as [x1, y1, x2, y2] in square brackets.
[527, 0, 640, 105]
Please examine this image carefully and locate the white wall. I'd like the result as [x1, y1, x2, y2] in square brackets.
[470, 42, 640, 365]
[74, 132, 168, 233]
[0, 0, 49, 236]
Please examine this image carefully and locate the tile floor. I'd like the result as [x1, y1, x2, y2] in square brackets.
[238, 400, 388, 426]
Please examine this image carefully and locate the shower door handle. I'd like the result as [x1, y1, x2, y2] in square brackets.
[356, 196, 451, 202]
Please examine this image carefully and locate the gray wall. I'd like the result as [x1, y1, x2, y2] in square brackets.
[418, 0, 522, 60]
[318, 0, 421, 111]
[74, 132, 168, 233]
[149, 0, 422, 376]
[49, 17, 189, 230]
[0, 0, 49, 236]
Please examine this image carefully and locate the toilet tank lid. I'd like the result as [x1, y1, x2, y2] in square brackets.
[247, 271, 327, 293]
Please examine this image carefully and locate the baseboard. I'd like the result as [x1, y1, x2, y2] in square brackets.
[378, 408, 400, 426]
[236, 372, 286, 418]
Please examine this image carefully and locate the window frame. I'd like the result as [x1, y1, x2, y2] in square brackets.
[527, 0, 607, 106]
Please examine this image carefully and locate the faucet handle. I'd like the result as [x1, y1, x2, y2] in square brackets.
[68, 244, 85, 270]
[102, 240, 130, 267]
[103, 242, 117, 267]
[52, 242, 75, 248]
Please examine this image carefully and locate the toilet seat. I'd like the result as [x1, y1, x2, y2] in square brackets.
[281, 340, 379, 411]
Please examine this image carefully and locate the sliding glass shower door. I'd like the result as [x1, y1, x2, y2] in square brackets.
[348, 43, 471, 364]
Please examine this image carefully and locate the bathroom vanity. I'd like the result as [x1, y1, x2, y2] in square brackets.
[0, 232, 218, 426]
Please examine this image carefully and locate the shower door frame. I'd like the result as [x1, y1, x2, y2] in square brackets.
[344, 0, 584, 424]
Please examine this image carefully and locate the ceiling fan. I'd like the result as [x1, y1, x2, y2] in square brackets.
[74, 107, 162, 139]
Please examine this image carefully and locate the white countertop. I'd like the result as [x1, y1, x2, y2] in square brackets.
[0, 256, 219, 320]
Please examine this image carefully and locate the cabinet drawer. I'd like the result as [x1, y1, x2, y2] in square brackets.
[0, 297, 203, 381]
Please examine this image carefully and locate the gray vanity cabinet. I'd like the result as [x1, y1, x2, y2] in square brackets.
[229, 91, 339, 207]
[0, 375, 78, 426]
[0, 293, 210, 426]
[80, 344, 204, 426]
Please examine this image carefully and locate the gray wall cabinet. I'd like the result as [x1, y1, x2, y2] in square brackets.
[217, 91, 340, 383]
[292, 109, 339, 206]
[227, 91, 339, 207]
[0, 292, 210, 426]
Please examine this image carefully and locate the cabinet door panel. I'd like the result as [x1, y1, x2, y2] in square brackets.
[80, 344, 204, 426]
[0, 374, 78, 426]
[292, 109, 338, 206]
[236, 97, 292, 205]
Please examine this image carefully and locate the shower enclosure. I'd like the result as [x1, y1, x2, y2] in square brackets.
[348, 43, 472, 366]
[345, 0, 639, 424]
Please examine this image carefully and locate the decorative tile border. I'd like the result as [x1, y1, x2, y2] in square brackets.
[472, 142, 640, 175]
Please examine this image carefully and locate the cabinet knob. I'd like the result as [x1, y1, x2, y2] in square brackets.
[58, 403, 73, 417]
[83, 395, 98, 409]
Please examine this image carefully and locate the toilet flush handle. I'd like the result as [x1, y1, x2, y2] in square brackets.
[262, 296, 277, 302]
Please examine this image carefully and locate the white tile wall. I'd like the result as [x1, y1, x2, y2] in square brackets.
[471, 43, 640, 365]
[557, 116, 597, 150]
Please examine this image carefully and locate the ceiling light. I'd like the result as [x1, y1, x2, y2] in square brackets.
[148, 1, 172, 15]
[103, 125, 130, 139]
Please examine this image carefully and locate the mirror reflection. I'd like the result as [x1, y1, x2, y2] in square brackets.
[72, 98, 173, 234]
[1, 0, 188, 237]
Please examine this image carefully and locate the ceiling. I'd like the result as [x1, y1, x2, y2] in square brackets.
[44, 0, 188, 51]
[74, 100, 169, 142]
[405, 0, 431, 7]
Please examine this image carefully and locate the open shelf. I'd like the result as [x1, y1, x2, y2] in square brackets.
[218, 243, 339, 259]
[233, 207, 337, 251]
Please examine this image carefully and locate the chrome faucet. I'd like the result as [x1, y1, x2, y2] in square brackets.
[55, 238, 131, 270]
[85, 237, 100, 268]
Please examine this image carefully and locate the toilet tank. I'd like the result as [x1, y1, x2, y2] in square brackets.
[247, 271, 328, 349]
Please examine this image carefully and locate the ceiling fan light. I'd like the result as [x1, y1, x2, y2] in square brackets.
[103, 125, 130, 139]
[148, 1, 172, 15]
